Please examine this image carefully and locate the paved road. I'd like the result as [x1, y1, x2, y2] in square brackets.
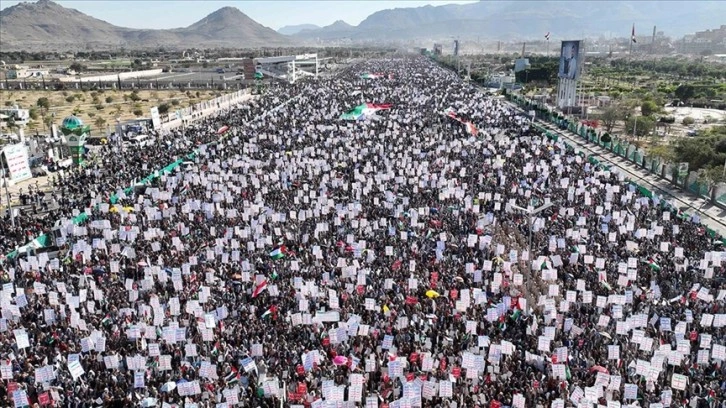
[526, 113, 726, 238]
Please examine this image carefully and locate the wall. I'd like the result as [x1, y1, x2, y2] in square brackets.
[58, 69, 163, 83]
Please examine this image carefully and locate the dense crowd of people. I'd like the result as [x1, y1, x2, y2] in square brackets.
[0, 56, 724, 408]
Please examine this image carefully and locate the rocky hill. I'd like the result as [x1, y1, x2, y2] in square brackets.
[0, 0, 293, 51]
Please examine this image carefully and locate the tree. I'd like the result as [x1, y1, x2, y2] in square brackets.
[648, 144, 676, 162]
[94, 117, 106, 130]
[105, 96, 114, 103]
[69, 62, 85, 73]
[674, 84, 695, 103]
[36, 97, 50, 111]
[673, 131, 726, 171]
[599, 105, 623, 133]
[682, 117, 695, 126]
[133, 108, 143, 117]
[640, 100, 659, 117]
[28, 108, 39, 121]
[158, 103, 170, 115]
[625, 116, 656, 138]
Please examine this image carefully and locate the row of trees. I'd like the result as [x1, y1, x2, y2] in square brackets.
[608, 57, 726, 80]
[672, 126, 726, 184]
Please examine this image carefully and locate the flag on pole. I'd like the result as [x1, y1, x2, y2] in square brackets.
[340, 103, 392, 121]
[631, 24, 637, 43]
[269, 246, 288, 260]
[261, 305, 278, 319]
[646, 258, 661, 271]
[544, 32, 550, 41]
[443, 108, 478, 135]
[225, 367, 240, 385]
[252, 280, 268, 298]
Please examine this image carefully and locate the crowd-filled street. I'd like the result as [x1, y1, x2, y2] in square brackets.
[0, 56, 724, 408]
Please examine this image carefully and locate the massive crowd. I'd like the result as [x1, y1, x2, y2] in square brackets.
[0, 56, 724, 408]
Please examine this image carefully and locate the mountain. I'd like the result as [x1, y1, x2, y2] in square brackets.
[278, 24, 320, 35]
[294, 1, 726, 42]
[295, 20, 356, 41]
[0, 0, 293, 51]
[177, 7, 291, 47]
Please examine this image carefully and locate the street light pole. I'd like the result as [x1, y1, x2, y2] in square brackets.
[1, 169, 15, 228]
[511, 201, 554, 311]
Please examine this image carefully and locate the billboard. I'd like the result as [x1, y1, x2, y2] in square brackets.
[514, 58, 530, 73]
[558, 40, 581, 80]
[1, 143, 32, 183]
[149, 106, 161, 131]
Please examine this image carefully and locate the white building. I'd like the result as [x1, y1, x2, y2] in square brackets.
[0, 106, 30, 126]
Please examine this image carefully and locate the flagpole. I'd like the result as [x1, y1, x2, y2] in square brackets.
[629, 37, 633, 56]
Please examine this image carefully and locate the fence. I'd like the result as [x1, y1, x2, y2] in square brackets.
[512, 95, 726, 246]
[508, 95, 726, 208]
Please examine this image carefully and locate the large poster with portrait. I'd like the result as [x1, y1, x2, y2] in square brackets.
[558, 40, 581, 80]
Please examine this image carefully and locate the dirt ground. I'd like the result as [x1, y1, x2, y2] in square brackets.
[1, 89, 226, 135]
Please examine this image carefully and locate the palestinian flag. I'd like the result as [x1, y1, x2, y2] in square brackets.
[646, 258, 661, 271]
[261, 305, 278, 319]
[631, 24, 637, 43]
[270, 246, 288, 260]
[254, 71, 263, 80]
[443, 108, 478, 135]
[225, 367, 240, 385]
[544, 32, 550, 41]
[360, 73, 383, 79]
[340, 103, 392, 121]
[252, 280, 268, 298]
[101, 315, 112, 326]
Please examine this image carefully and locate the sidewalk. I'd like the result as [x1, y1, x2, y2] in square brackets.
[533, 118, 726, 238]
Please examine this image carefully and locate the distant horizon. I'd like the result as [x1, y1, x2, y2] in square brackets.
[0, 0, 478, 31]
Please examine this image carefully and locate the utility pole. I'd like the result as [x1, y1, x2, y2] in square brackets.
[1, 168, 15, 228]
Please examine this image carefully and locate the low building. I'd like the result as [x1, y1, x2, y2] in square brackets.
[0, 106, 31, 126]
[7, 69, 49, 79]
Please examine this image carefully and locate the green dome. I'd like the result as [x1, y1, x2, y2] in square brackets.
[61, 115, 84, 130]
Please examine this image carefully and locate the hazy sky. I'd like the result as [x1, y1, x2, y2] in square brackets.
[0, 0, 477, 30]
